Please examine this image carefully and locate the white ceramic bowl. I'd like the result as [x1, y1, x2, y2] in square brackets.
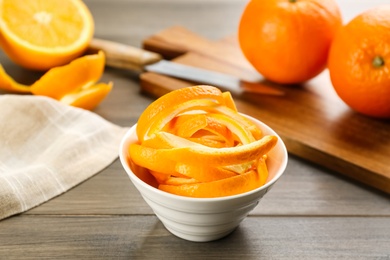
[119, 115, 288, 242]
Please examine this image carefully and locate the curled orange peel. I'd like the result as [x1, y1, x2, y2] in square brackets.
[0, 51, 111, 110]
[129, 85, 278, 198]
[158, 169, 262, 198]
[0, 65, 31, 93]
[130, 134, 276, 167]
[136, 85, 226, 142]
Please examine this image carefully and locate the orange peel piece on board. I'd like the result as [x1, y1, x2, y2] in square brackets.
[128, 85, 278, 198]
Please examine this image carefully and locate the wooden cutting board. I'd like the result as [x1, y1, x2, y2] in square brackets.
[139, 26, 390, 194]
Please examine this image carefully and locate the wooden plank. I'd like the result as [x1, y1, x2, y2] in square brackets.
[140, 26, 390, 194]
[0, 215, 389, 259]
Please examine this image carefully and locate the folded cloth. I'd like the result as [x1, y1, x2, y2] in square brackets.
[0, 95, 129, 220]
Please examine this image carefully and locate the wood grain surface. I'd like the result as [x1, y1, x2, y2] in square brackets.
[0, 0, 389, 259]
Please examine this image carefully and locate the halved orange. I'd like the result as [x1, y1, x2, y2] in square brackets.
[0, 0, 94, 70]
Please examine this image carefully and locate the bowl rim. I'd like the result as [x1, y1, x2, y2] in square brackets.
[119, 114, 288, 202]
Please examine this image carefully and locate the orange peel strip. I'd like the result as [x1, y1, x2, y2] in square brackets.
[170, 114, 233, 147]
[171, 135, 276, 166]
[131, 133, 277, 167]
[172, 114, 208, 137]
[257, 156, 269, 186]
[0, 64, 31, 93]
[149, 170, 198, 185]
[205, 113, 255, 144]
[211, 105, 263, 140]
[129, 143, 178, 175]
[187, 135, 228, 148]
[30, 51, 105, 99]
[175, 163, 237, 182]
[222, 91, 237, 112]
[136, 85, 225, 142]
[142, 99, 220, 141]
[60, 81, 112, 110]
[141, 131, 201, 149]
[159, 169, 262, 198]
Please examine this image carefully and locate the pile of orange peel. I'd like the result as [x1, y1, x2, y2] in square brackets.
[0, 51, 112, 110]
[129, 85, 278, 198]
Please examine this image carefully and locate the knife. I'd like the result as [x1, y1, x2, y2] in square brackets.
[88, 38, 284, 96]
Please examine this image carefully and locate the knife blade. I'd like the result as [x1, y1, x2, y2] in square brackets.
[88, 38, 284, 96]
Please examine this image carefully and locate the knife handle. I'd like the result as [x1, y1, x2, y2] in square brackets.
[88, 38, 162, 72]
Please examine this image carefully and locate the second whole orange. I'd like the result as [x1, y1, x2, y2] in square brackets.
[238, 0, 342, 84]
[328, 6, 390, 119]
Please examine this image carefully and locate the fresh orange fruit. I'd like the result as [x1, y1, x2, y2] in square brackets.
[238, 0, 342, 84]
[328, 6, 390, 119]
[128, 85, 278, 198]
[0, 0, 94, 71]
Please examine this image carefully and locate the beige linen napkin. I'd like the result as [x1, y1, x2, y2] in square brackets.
[0, 95, 129, 220]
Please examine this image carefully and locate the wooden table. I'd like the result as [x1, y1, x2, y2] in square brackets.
[0, 0, 389, 258]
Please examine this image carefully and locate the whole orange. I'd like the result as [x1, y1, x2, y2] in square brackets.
[238, 0, 342, 84]
[328, 6, 390, 119]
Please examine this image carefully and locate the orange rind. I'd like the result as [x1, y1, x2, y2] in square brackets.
[0, 0, 94, 70]
[129, 85, 278, 198]
[0, 51, 111, 110]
